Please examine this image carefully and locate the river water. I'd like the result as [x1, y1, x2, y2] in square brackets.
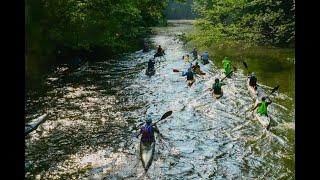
[25, 21, 295, 179]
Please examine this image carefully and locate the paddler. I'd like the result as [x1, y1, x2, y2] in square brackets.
[154, 45, 165, 58]
[183, 54, 190, 62]
[143, 41, 149, 52]
[182, 67, 196, 85]
[147, 58, 155, 70]
[249, 72, 258, 90]
[136, 114, 162, 143]
[252, 97, 272, 116]
[192, 62, 201, 74]
[201, 51, 209, 64]
[190, 48, 198, 60]
[212, 78, 226, 95]
[222, 57, 233, 78]
[182, 68, 195, 79]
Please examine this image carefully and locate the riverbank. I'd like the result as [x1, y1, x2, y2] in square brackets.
[181, 30, 295, 101]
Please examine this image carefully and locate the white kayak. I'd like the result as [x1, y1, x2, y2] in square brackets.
[25, 113, 49, 135]
[140, 141, 155, 172]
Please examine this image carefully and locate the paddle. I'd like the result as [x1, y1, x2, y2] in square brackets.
[221, 71, 233, 82]
[243, 61, 248, 70]
[266, 85, 280, 98]
[243, 61, 251, 74]
[173, 69, 180, 72]
[152, 110, 173, 126]
[134, 110, 173, 133]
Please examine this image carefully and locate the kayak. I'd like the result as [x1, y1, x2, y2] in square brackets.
[140, 141, 155, 172]
[143, 48, 150, 52]
[194, 69, 206, 75]
[145, 68, 155, 76]
[212, 90, 223, 99]
[154, 51, 165, 58]
[187, 79, 195, 87]
[25, 113, 49, 135]
[246, 77, 258, 97]
[201, 58, 209, 65]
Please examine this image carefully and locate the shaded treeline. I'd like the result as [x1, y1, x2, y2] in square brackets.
[187, 0, 295, 48]
[164, 0, 198, 19]
[26, 0, 170, 91]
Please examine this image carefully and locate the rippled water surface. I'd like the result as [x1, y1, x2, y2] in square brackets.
[25, 21, 295, 179]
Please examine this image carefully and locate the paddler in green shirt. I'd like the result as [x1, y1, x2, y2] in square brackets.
[252, 97, 272, 116]
[222, 57, 233, 78]
[212, 78, 226, 94]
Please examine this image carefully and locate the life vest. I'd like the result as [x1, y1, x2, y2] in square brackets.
[222, 59, 232, 74]
[257, 101, 268, 115]
[186, 71, 194, 80]
[141, 125, 155, 142]
[213, 83, 222, 93]
[249, 76, 257, 86]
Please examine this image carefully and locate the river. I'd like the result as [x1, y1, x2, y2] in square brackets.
[25, 20, 295, 179]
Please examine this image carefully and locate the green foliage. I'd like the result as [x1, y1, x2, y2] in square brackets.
[26, 0, 171, 90]
[189, 0, 295, 47]
[26, 0, 169, 61]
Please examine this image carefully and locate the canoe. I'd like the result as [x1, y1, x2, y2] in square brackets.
[212, 90, 223, 99]
[25, 113, 49, 135]
[145, 68, 155, 76]
[187, 79, 195, 87]
[140, 141, 156, 172]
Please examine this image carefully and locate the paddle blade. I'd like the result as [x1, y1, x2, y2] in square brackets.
[160, 111, 173, 120]
[243, 61, 248, 69]
[270, 85, 280, 95]
[173, 69, 180, 72]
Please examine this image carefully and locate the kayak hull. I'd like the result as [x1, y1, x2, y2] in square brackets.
[140, 141, 155, 172]
[213, 90, 223, 99]
[25, 113, 49, 135]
